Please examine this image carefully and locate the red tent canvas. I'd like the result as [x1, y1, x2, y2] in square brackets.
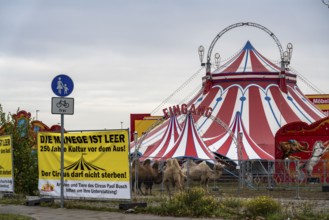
[141, 116, 182, 160]
[162, 114, 216, 161]
[206, 112, 274, 160]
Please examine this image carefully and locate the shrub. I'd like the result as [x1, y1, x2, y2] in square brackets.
[151, 187, 219, 217]
[245, 196, 281, 217]
[218, 196, 244, 216]
[0, 106, 38, 195]
[220, 196, 243, 209]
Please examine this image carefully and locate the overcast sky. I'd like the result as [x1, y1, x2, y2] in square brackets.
[0, 0, 328, 131]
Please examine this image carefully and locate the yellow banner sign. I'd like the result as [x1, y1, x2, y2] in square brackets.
[38, 130, 131, 199]
[0, 135, 14, 192]
[306, 94, 329, 116]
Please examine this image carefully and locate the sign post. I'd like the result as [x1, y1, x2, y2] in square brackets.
[51, 74, 74, 208]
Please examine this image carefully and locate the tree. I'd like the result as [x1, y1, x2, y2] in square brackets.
[0, 104, 38, 195]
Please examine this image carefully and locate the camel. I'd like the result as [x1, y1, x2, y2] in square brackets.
[182, 159, 225, 190]
[131, 159, 163, 195]
[162, 158, 186, 198]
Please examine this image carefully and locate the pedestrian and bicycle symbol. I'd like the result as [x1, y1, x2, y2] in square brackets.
[52, 97, 74, 115]
[51, 74, 74, 115]
[56, 99, 69, 108]
[51, 74, 74, 97]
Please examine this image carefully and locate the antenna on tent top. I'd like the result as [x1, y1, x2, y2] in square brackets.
[198, 45, 205, 66]
[283, 43, 293, 70]
[214, 52, 221, 69]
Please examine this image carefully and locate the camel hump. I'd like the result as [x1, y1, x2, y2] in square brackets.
[172, 158, 180, 168]
[198, 161, 209, 167]
[143, 159, 151, 166]
[152, 160, 159, 169]
[187, 158, 197, 166]
[198, 162, 212, 172]
[166, 158, 173, 167]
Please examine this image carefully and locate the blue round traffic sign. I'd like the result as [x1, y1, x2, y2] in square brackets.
[51, 74, 74, 97]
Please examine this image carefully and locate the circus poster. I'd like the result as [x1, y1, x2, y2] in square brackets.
[37, 130, 131, 199]
[0, 135, 14, 192]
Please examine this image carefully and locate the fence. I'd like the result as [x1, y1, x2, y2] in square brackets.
[132, 158, 329, 200]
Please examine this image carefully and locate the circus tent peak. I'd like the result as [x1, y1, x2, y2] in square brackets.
[213, 41, 282, 73]
[195, 41, 325, 156]
[206, 112, 274, 161]
[162, 113, 216, 161]
[140, 116, 182, 161]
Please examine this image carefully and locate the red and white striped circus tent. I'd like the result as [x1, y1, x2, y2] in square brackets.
[140, 116, 182, 160]
[131, 40, 326, 161]
[205, 112, 274, 160]
[193, 40, 325, 159]
[161, 114, 216, 161]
